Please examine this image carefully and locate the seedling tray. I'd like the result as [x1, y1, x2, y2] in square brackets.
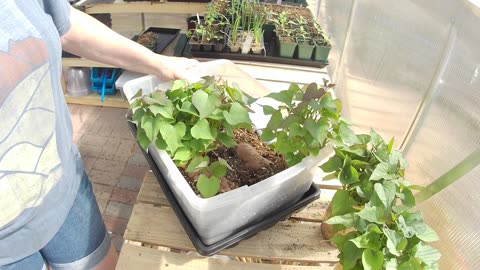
[178, 34, 327, 68]
[135, 27, 180, 54]
[127, 114, 321, 256]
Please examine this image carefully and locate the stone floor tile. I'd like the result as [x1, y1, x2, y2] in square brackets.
[113, 139, 136, 163]
[79, 144, 102, 158]
[116, 176, 143, 191]
[83, 156, 97, 174]
[81, 134, 109, 147]
[93, 158, 127, 173]
[92, 183, 113, 200]
[110, 187, 137, 204]
[99, 137, 122, 160]
[96, 197, 109, 215]
[103, 215, 128, 235]
[110, 233, 124, 252]
[122, 165, 149, 180]
[112, 120, 134, 140]
[98, 122, 116, 137]
[89, 169, 122, 186]
[127, 152, 149, 167]
[105, 201, 133, 220]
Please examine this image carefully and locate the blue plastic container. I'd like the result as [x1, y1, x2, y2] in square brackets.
[91, 68, 121, 95]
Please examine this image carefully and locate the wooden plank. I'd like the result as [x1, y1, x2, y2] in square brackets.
[117, 244, 334, 270]
[65, 91, 129, 108]
[84, 1, 207, 14]
[137, 171, 330, 222]
[124, 203, 338, 263]
[62, 58, 114, 68]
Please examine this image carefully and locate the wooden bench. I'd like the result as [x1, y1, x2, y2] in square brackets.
[116, 171, 339, 270]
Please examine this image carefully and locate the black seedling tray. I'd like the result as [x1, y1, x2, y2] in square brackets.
[127, 114, 321, 256]
[136, 27, 180, 54]
[178, 34, 327, 68]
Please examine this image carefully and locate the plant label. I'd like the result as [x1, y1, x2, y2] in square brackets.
[241, 35, 253, 55]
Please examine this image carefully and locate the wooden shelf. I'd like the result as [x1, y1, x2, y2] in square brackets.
[63, 57, 114, 68]
[81, 1, 208, 14]
[64, 91, 129, 108]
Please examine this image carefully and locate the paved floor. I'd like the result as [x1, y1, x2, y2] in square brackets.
[69, 103, 150, 252]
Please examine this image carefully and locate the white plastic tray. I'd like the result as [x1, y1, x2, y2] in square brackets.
[123, 60, 327, 244]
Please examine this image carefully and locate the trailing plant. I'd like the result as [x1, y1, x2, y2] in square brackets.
[130, 77, 255, 198]
[260, 80, 341, 167]
[320, 128, 441, 269]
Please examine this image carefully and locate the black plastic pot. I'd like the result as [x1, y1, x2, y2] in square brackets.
[263, 24, 275, 43]
[213, 43, 225, 52]
[190, 42, 201, 51]
[313, 39, 331, 62]
[296, 37, 315, 60]
[186, 16, 204, 31]
[202, 44, 213, 52]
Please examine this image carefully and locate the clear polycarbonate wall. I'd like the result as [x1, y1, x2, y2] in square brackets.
[316, 0, 480, 268]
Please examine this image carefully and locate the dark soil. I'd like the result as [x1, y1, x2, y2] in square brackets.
[262, 3, 314, 22]
[182, 129, 288, 196]
[137, 32, 157, 47]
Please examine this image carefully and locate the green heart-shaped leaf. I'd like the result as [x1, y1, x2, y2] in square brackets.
[304, 118, 329, 143]
[262, 105, 277, 115]
[173, 147, 192, 162]
[178, 101, 199, 116]
[186, 156, 209, 173]
[219, 133, 237, 147]
[157, 121, 181, 154]
[223, 102, 251, 126]
[149, 104, 173, 120]
[196, 174, 221, 198]
[192, 90, 219, 119]
[362, 249, 384, 270]
[151, 90, 168, 105]
[191, 119, 215, 140]
[141, 114, 158, 142]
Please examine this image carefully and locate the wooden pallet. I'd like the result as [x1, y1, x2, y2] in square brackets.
[117, 171, 339, 270]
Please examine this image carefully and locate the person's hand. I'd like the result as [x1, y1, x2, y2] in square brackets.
[155, 56, 199, 81]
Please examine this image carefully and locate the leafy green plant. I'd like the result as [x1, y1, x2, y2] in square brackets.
[130, 77, 255, 198]
[320, 129, 441, 269]
[313, 22, 331, 47]
[229, 16, 242, 46]
[252, 12, 265, 45]
[260, 80, 341, 167]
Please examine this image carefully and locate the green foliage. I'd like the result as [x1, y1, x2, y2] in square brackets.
[130, 77, 254, 198]
[261, 80, 341, 166]
[323, 129, 441, 269]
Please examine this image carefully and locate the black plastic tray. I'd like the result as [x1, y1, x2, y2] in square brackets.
[127, 114, 321, 256]
[179, 34, 327, 68]
[137, 27, 180, 54]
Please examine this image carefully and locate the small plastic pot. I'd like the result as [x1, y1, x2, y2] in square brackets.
[202, 44, 213, 52]
[313, 39, 331, 62]
[229, 43, 241, 53]
[278, 36, 297, 58]
[186, 16, 204, 31]
[296, 37, 314, 60]
[213, 43, 225, 52]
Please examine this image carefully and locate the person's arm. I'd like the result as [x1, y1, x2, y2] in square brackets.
[61, 8, 198, 80]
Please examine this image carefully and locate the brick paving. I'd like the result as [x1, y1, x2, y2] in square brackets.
[69, 104, 149, 253]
